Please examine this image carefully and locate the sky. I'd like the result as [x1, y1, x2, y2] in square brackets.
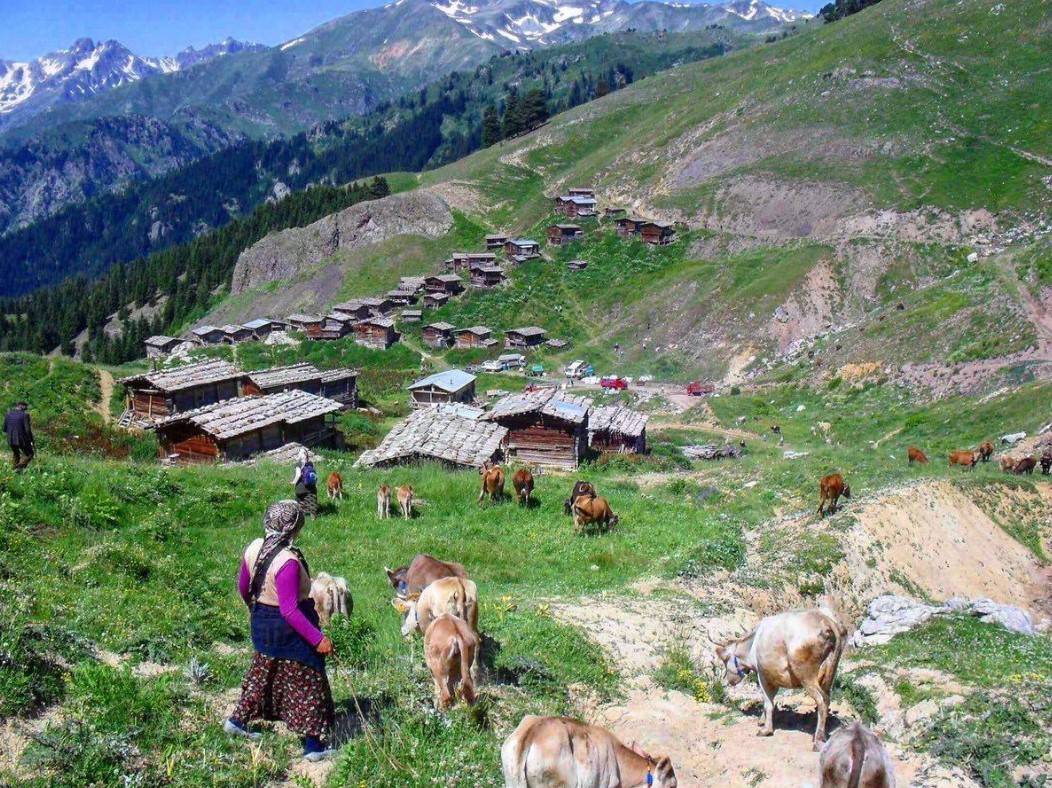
[1, 0, 822, 62]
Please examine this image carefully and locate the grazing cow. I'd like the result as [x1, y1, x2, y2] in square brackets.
[326, 472, 344, 501]
[512, 467, 535, 506]
[1013, 456, 1037, 475]
[571, 495, 618, 534]
[1000, 455, 1017, 473]
[424, 614, 479, 709]
[907, 446, 928, 465]
[978, 441, 994, 463]
[385, 553, 467, 597]
[392, 575, 479, 638]
[501, 715, 677, 788]
[377, 483, 392, 518]
[478, 461, 505, 505]
[713, 608, 846, 749]
[563, 480, 597, 515]
[1041, 450, 1052, 476]
[818, 473, 851, 518]
[310, 572, 352, 627]
[397, 484, 414, 519]
[948, 450, 978, 470]
[819, 722, 896, 788]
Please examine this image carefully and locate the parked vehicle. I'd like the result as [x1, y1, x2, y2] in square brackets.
[600, 375, 629, 391]
[528, 364, 545, 377]
[565, 360, 594, 379]
[481, 360, 505, 373]
[687, 381, 715, 396]
[498, 353, 527, 371]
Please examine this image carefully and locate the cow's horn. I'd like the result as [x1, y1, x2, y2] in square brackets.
[384, 566, 393, 574]
[704, 623, 724, 646]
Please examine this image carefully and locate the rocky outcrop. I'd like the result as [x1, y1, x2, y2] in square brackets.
[230, 191, 453, 294]
[851, 594, 1036, 647]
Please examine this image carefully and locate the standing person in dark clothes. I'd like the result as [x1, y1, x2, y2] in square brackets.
[225, 500, 336, 761]
[292, 448, 319, 517]
[3, 401, 35, 471]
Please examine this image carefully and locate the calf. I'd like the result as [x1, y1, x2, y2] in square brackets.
[948, 450, 978, 469]
[1000, 455, 1017, 473]
[397, 484, 414, 519]
[310, 572, 352, 627]
[385, 553, 467, 597]
[714, 608, 846, 749]
[424, 614, 479, 709]
[819, 721, 896, 787]
[978, 441, 994, 463]
[572, 494, 618, 534]
[1013, 456, 1037, 475]
[326, 472, 344, 501]
[501, 715, 677, 788]
[512, 467, 534, 506]
[1041, 450, 1052, 476]
[907, 446, 928, 465]
[377, 483, 392, 518]
[818, 473, 851, 517]
[392, 575, 479, 638]
[478, 461, 505, 505]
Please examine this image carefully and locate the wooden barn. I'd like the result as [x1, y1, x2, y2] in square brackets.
[355, 405, 506, 470]
[358, 296, 396, 316]
[398, 276, 427, 295]
[471, 265, 507, 288]
[422, 322, 456, 348]
[448, 252, 497, 272]
[547, 224, 583, 245]
[385, 289, 417, 306]
[504, 239, 541, 260]
[483, 388, 592, 469]
[567, 187, 595, 198]
[242, 318, 287, 341]
[588, 405, 648, 454]
[120, 359, 245, 424]
[425, 274, 465, 295]
[354, 317, 399, 349]
[318, 369, 359, 406]
[455, 325, 494, 349]
[504, 326, 548, 349]
[188, 325, 227, 345]
[330, 301, 372, 321]
[604, 207, 626, 218]
[485, 234, 508, 249]
[144, 335, 181, 359]
[640, 221, 676, 245]
[423, 292, 450, 310]
[153, 391, 343, 464]
[286, 314, 326, 338]
[407, 369, 477, 408]
[555, 195, 598, 218]
[400, 309, 423, 323]
[318, 313, 355, 340]
[243, 363, 357, 407]
[615, 217, 647, 238]
[221, 324, 254, 344]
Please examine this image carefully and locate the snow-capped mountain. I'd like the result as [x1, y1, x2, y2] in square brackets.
[0, 37, 261, 122]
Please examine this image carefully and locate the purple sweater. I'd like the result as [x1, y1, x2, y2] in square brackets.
[239, 558, 324, 647]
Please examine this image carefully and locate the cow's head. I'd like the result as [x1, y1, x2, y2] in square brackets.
[563, 497, 574, 516]
[712, 632, 753, 686]
[842, 484, 851, 500]
[628, 744, 677, 788]
[607, 513, 620, 528]
[390, 594, 421, 638]
[385, 565, 409, 593]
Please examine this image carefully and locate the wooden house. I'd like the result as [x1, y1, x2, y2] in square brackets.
[483, 387, 592, 469]
[423, 292, 450, 310]
[504, 239, 541, 260]
[555, 195, 598, 218]
[604, 207, 626, 218]
[385, 289, 417, 306]
[615, 217, 647, 238]
[330, 301, 372, 321]
[448, 252, 497, 272]
[221, 324, 254, 344]
[400, 309, 423, 324]
[153, 391, 343, 464]
[120, 359, 245, 424]
[566, 259, 588, 271]
[547, 224, 583, 245]
[243, 362, 358, 408]
[354, 316, 400, 349]
[567, 187, 595, 198]
[425, 274, 465, 295]
[640, 221, 676, 246]
[144, 335, 181, 359]
[422, 322, 456, 348]
[398, 276, 427, 295]
[242, 318, 286, 341]
[358, 296, 396, 316]
[188, 325, 227, 345]
[470, 265, 507, 288]
[355, 405, 506, 470]
[588, 405, 648, 454]
[504, 326, 548, 349]
[286, 314, 326, 338]
[454, 325, 493, 349]
[485, 234, 508, 249]
[407, 369, 477, 408]
[318, 369, 359, 407]
[318, 313, 355, 340]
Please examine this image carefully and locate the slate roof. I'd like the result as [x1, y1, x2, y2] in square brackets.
[144, 335, 178, 347]
[355, 406, 506, 469]
[153, 391, 343, 440]
[243, 318, 278, 330]
[191, 325, 222, 336]
[120, 359, 242, 392]
[459, 325, 492, 335]
[506, 326, 548, 338]
[424, 322, 456, 332]
[589, 405, 648, 438]
[484, 387, 592, 426]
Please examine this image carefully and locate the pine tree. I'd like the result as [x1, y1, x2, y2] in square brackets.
[482, 106, 502, 147]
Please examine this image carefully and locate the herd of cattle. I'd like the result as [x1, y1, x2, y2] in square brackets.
[916, 438, 1051, 474]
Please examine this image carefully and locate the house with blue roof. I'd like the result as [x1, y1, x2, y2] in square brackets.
[407, 369, 477, 408]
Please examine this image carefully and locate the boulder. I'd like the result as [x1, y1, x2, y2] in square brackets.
[945, 597, 1035, 636]
[852, 595, 944, 647]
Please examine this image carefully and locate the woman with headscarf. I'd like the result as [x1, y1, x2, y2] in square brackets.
[292, 448, 319, 517]
[225, 501, 335, 761]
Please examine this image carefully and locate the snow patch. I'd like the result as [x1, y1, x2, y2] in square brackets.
[280, 36, 307, 51]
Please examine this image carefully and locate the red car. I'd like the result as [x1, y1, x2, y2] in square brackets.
[687, 381, 715, 396]
[600, 376, 628, 391]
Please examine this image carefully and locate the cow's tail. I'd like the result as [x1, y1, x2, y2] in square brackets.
[818, 607, 847, 689]
[847, 724, 865, 788]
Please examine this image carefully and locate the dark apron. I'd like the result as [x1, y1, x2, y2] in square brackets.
[250, 598, 326, 673]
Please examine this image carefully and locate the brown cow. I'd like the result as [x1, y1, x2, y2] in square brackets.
[572, 495, 618, 533]
[563, 480, 597, 515]
[424, 614, 479, 709]
[1013, 456, 1037, 475]
[377, 483, 392, 518]
[397, 484, 414, 519]
[326, 472, 344, 501]
[907, 447, 928, 465]
[1041, 450, 1052, 476]
[310, 572, 352, 627]
[1000, 455, 1017, 473]
[501, 716, 677, 788]
[385, 554, 467, 597]
[478, 461, 505, 505]
[948, 450, 978, 470]
[818, 473, 851, 518]
[392, 575, 479, 637]
[512, 467, 534, 506]
[978, 441, 994, 463]
[819, 722, 895, 787]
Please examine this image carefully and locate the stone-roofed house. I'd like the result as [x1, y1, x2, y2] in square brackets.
[483, 387, 592, 469]
[144, 335, 181, 359]
[120, 359, 246, 424]
[355, 405, 506, 470]
[588, 405, 648, 454]
[504, 326, 548, 349]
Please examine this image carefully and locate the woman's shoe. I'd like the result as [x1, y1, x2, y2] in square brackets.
[224, 718, 261, 741]
[303, 735, 336, 761]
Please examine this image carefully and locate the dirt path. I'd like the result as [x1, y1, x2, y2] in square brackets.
[96, 368, 115, 425]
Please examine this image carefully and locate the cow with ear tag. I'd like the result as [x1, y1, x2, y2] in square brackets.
[711, 607, 846, 750]
[391, 576, 478, 638]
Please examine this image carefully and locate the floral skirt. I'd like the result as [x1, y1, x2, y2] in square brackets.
[232, 653, 334, 737]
